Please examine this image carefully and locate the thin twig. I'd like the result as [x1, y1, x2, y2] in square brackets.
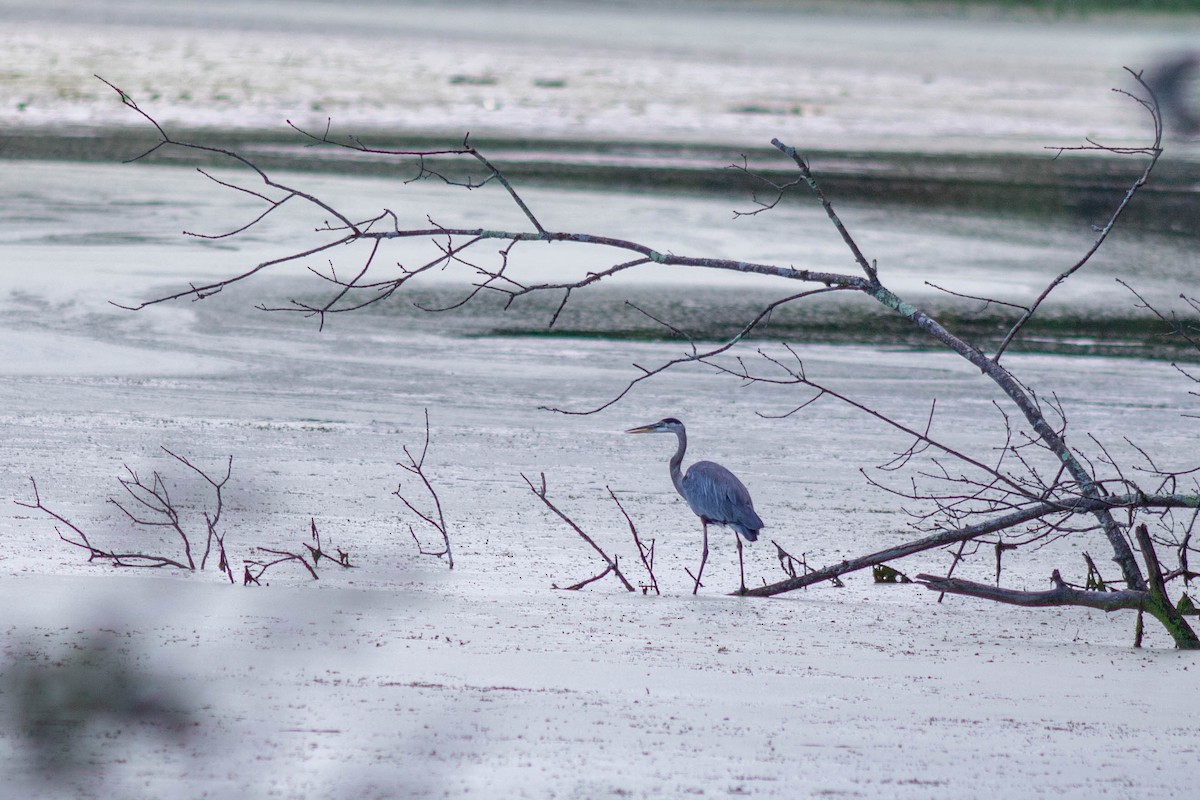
[523, 473, 635, 592]
[994, 69, 1164, 360]
[395, 409, 454, 569]
[608, 486, 658, 594]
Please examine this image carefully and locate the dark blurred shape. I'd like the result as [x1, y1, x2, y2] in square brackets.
[3, 634, 193, 781]
[1145, 52, 1200, 137]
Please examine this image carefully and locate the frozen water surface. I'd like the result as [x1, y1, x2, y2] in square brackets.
[2, 3, 1200, 799]
[2, 0, 1200, 153]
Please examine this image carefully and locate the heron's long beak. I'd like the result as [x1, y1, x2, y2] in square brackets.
[625, 423, 661, 434]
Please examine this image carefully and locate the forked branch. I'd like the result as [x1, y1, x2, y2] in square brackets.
[608, 486, 659, 595]
[523, 473, 636, 592]
[395, 409, 454, 569]
[993, 68, 1164, 360]
[17, 448, 235, 582]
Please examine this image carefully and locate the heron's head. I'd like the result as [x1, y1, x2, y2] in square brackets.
[625, 417, 684, 435]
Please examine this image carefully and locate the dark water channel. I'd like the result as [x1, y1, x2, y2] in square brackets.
[1, 148, 1197, 362]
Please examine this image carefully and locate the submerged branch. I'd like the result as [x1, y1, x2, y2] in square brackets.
[742, 492, 1199, 597]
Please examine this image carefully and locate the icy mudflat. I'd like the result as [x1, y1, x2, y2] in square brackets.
[0, 156, 1198, 798]
[2, 2, 1200, 797]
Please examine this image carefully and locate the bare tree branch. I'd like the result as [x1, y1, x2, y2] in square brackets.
[608, 486, 659, 595]
[743, 492, 1200, 598]
[993, 68, 1164, 360]
[244, 547, 320, 584]
[304, 518, 354, 569]
[17, 450, 235, 580]
[523, 473, 636, 592]
[915, 570, 1147, 612]
[395, 409, 454, 569]
[541, 287, 848, 415]
[767, 139, 878, 283]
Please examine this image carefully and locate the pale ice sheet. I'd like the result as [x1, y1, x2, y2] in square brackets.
[2, 0, 1200, 154]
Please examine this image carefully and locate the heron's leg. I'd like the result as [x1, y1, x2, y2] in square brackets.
[692, 522, 709, 595]
[737, 535, 746, 595]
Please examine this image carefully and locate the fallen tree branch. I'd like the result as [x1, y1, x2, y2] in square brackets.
[555, 564, 620, 591]
[1134, 523, 1200, 647]
[913, 571, 1146, 612]
[96, 74, 1200, 645]
[243, 547, 320, 585]
[304, 518, 354, 568]
[994, 68, 1164, 360]
[771, 539, 844, 588]
[742, 492, 1200, 597]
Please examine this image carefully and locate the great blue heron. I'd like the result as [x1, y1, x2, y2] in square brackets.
[625, 417, 764, 594]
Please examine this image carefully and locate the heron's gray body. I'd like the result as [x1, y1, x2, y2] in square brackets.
[678, 460, 763, 542]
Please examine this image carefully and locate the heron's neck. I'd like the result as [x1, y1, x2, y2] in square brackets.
[669, 427, 687, 497]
